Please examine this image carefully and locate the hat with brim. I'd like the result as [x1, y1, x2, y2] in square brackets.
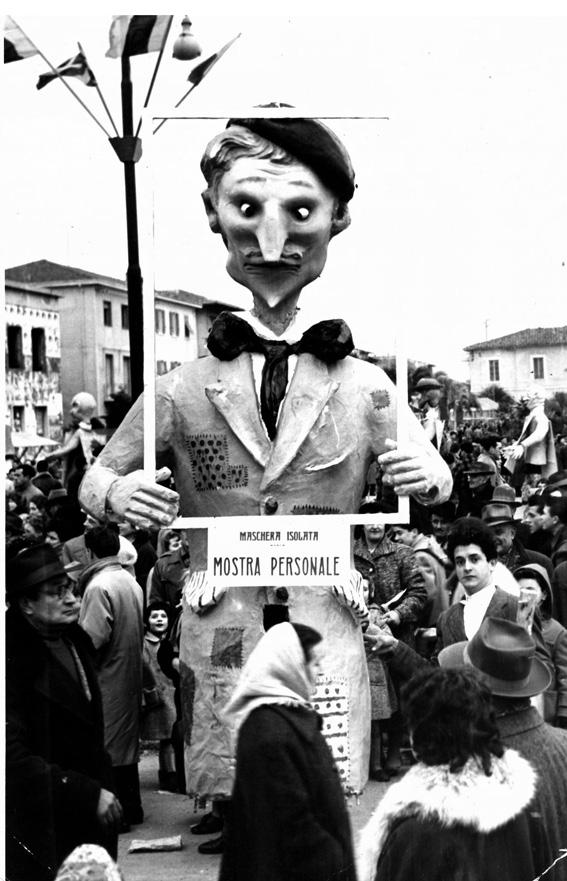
[415, 377, 441, 392]
[463, 463, 493, 477]
[438, 617, 551, 698]
[481, 502, 516, 527]
[491, 485, 521, 507]
[6, 544, 68, 597]
[547, 470, 567, 490]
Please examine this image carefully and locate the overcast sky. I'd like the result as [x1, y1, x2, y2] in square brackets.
[3, 5, 566, 379]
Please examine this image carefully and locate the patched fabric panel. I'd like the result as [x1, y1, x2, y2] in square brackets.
[211, 627, 244, 669]
[184, 434, 248, 491]
[312, 677, 350, 787]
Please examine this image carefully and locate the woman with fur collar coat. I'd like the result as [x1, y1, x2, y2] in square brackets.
[357, 669, 550, 881]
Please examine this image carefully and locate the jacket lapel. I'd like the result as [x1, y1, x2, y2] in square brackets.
[205, 355, 271, 468]
[261, 354, 340, 490]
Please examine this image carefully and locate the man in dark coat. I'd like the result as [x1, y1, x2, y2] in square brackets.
[5, 544, 122, 881]
[481, 500, 553, 580]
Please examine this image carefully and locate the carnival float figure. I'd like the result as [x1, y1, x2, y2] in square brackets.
[80, 118, 452, 802]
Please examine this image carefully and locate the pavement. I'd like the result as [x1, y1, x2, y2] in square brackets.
[118, 747, 392, 881]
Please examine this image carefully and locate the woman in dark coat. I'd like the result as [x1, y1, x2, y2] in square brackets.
[357, 668, 550, 881]
[219, 621, 356, 881]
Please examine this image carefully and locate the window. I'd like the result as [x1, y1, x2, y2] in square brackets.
[34, 406, 47, 435]
[31, 328, 47, 372]
[123, 356, 131, 396]
[532, 356, 545, 380]
[170, 361, 181, 371]
[105, 354, 115, 396]
[488, 359, 500, 382]
[169, 312, 180, 336]
[7, 325, 24, 369]
[184, 316, 191, 339]
[157, 360, 167, 375]
[121, 304, 129, 330]
[12, 405, 24, 432]
[155, 309, 166, 334]
[103, 301, 112, 327]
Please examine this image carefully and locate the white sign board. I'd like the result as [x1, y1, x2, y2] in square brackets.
[206, 515, 351, 587]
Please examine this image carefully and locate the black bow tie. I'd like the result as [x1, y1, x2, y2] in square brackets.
[207, 311, 354, 440]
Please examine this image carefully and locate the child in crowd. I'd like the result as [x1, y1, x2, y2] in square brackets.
[140, 602, 178, 791]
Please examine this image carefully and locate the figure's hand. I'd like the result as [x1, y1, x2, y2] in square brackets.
[508, 443, 525, 461]
[378, 439, 438, 497]
[185, 570, 229, 614]
[107, 467, 179, 529]
[96, 788, 123, 828]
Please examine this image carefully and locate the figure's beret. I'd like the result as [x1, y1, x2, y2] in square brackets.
[226, 117, 356, 203]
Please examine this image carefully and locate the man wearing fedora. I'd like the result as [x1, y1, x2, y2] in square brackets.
[481, 498, 553, 580]
[439, 617, 567, 878]
[5, 544, 122, 881]
[456, 461, 495, 518]
[414, 376, 445, 449]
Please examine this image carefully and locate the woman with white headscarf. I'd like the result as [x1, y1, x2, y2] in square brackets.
[219, 621, 357, 881]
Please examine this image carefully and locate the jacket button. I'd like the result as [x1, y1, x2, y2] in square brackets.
[264, 496, 278, 514]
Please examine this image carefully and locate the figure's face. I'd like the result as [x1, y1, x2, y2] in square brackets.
[13, 468, 28, 490]
[453, 543, 495, 595]
[523, 505, 544, 534]
[20, 577, 80, 635]
[431, 515, 450, 541]
[70, 394, 95, 426]
[426, 390, 441, 406]
[390, 526, 416, 547]
[167, 534, 182, 552]
[415, 552, 437, 586]
[540, 505, 558, 532]
[363, 524, 386, 545]
[491, 523, 515, 555]
[209, 157, 336, 308]
[147, 609, 169, 636]
[306, 644, 323, 688]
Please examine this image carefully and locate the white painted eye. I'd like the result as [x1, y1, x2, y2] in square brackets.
[295, 206, 310, 220]
[239, 202, 254, 217]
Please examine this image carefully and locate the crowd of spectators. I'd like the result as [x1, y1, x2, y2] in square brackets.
[5, 414, 567, 879]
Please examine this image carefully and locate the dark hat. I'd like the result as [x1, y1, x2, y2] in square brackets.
[430, 501, 456, 521]
[415, 377, 441, 391]
[481, 502, 516, 527]
[547, 470, 567, 490]
[6, 544, 68, 598]
[47, 488, 68, 502]
[438, 617, 551, 698]
[226, 117, 355, 202]
[463, 462, 494, 476]
[491, 485, 520, 506]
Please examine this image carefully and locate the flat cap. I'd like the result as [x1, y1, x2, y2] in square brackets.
[227, 117, 355, 202]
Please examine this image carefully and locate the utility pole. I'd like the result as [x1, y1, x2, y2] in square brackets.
[110, 55, 144, 402]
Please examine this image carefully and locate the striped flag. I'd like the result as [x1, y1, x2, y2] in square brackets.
[106, 15, 170, 58]
[4, 15, 39, 63]
[188, 34, 241, 86]
[36, 51, 97, 90]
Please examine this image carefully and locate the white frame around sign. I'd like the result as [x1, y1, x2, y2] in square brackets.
[137, 109, 409, 533]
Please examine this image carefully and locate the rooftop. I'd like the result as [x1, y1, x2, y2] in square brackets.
[5, 259, 240, 311]
[464, 326, 567, 353]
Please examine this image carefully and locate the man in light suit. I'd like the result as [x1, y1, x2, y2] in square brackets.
[80, 119, 452, 838]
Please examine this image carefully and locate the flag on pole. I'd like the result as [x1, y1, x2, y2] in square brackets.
[106, 15, 170, 58]
[36, 51, 97, 90]
[4, 15, 39, 63]
[187, 33, 241, 86]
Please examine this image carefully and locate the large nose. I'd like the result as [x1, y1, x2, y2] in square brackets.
[256, 202, 287, 262]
